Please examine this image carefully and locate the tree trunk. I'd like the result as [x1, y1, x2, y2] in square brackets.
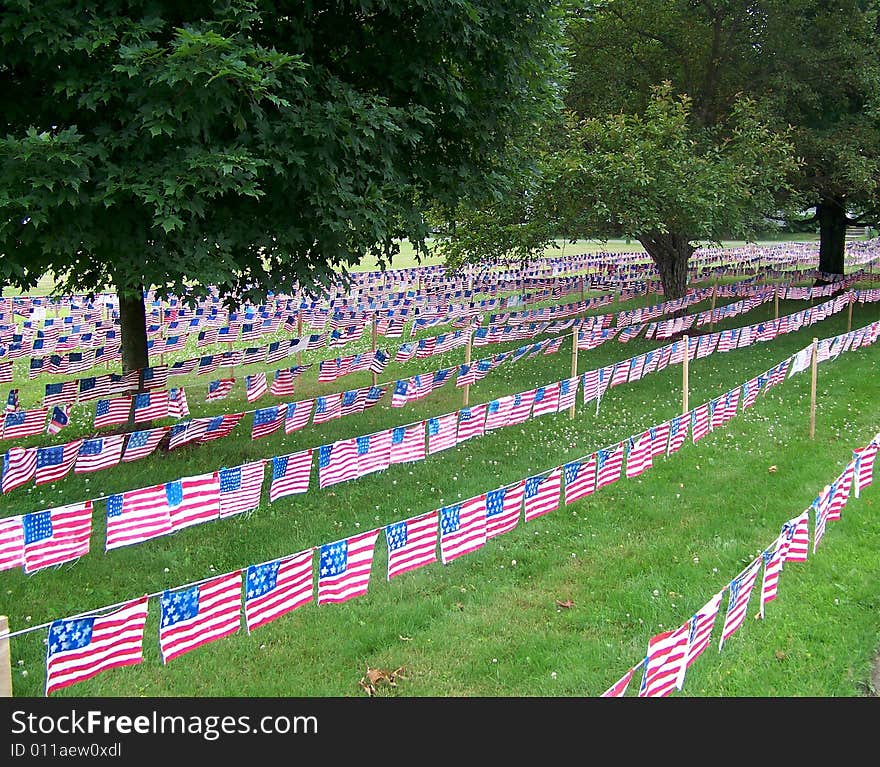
[118, 286, 149, 374]
[637, 231, 695, 300]
[816, 196, 847, 282]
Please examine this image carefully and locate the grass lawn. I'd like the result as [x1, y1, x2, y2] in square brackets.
[1, 260, 877, 698]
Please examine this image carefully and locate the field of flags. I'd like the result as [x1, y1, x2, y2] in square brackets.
[1, 240, 879, 697]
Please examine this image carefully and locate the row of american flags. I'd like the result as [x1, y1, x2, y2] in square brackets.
[604, 429, 879, 698]
[28, 317, 879, 696]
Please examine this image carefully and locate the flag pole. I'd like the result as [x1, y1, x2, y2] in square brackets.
[809, 337, 818, 439]
[0, 615, 11, 697]
[847, 296, 853, 332]
[569, 328, 578, 420]
[371, 316, 378, 387]
[682, 334, 689, 415]
[296, 311, 303, 368]
[463, 326, 473, 408]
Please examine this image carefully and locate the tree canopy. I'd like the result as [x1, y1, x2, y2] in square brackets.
[0, 0, 565, 368]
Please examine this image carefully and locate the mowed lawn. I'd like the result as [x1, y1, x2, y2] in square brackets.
[1, 252, 878, 697]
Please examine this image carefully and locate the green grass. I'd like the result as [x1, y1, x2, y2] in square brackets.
[2, 273, 878, 697]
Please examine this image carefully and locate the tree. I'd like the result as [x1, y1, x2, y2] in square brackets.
[434, 85, 798, 298]
[0, 0, 565, 371]
[566, 0, 880, 279]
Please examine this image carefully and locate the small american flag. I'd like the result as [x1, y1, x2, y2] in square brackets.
[426, 413, 458, 454]
[812, 487, 831, 553]
[485, 480, 525, 539]
[596, 443, 623, 489]
[284, 400, 313, 434]
[690, 403, 710, 443]
[601, 661, 644, 697]
[523, 468, 562, 522]
[132, 391, 170, 423]
[757, 537, 785, 619]
[563, 455, 596, 505]
[317, 528, 380, 604]
[456, 403, 486, 443]
[74, 435, 125, 474]
[340, 389, 366, 417]
[507, 390, 535, 425]
[390, 423, 425, 465]
[363, 385, 386, 409]
[35, 440, 83, 486]
[439, 495, 487, 564]
[638, 622, 690, 697]
[121, 428, 168, 463]
[43, 380, 78, 407]
[269, 449, 312, 502]
[556, 377, 579, 412]
[93, 397, 131, 429]
[852, 440, 878, 498]
[245, 550, 314, 632]
[5, 388, 19, 412]
[46, 405, 70, 436]
[827, 462, 854, 522]
[531, 382, 560, 417]
[391, 379, 410, 407]
[667, 414, 688, 455]
[484, 396, 514, 431]
[2, 446, 37, 493]
[206, 378, 235, 403]
[3, 408, 48, 440]
[782, 510, 810, 563]
[270, 369, 295, 397]
[245, 372, 268, 402]
[386, 511, 438, 579]
[683, 590, 724, 673]
[105, 481, 171, 551]
[313, 393, 342, 424]
[356, 431, 392, 476]
[609, 360, 630, 388]
[159, 571, 242, 663]
[625, 431, 653, 478]
[719, 557, 762, 650]
[22, 501, 93, 573]
[251, 406, 284, 440]
[318, 439, 359, 488]
[219, 461, 265, 518]
[649, 421, 670, 458]
[0, 515, 24, 571]
[45, 597, 149, 695]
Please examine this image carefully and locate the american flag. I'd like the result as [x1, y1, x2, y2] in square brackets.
[719, 557, 762, 650]
[313, 393, 342, 424]
[439, 494, 487, 564]
[827, 462, 854, 522]
[709, 396, 725, 430]
[142, 365, 169, 390]
[251, 405, 284, 440]
[610, 360, 630, 388]
[168, 388, 189, 419]
[244, 550, 314, 632]
[22, 501, 93, 573]
[369, 349, 389, 375]
[0, 515, 24, 571]
[363, 385, 386, 409]
[423, 414, 458, 458]
[391, 379, 410, 407]
[456, 403, 486, 443]
[318, 439, 359, 488]
[455, 363, 476, 388]
[812, 487, 831, 553]
[596, 443, 623, 489]
[690, 404, 710, 443]
[284, 400, 313, 434]
[159, 571, 242, 663]
[507, 390, 535, 425]
[638, 621, 690, 697]
[2, 446, 37, 493]
[627, 354, 646, 382]
[523, 468, 562, 522]
[3, 408, 48, 440]
[5, 388, 19, 413]
[93, 397, 131, 428]
[531, 382, 560, 417]
[757, 537, 785, 619]
[43, 380, 78, 407]
[219, 461, 265, 518]
[641, 349, 658, 376]
[356, 431, 392, 476]
[564, 455, 596, 505]
[649, 421, 670, 458]
[269, 449, 312, 502]
[386, 511, 439, 579]
[595, 364, 614, 401]
[683, 590, 724, 673]
[390, 423, 425, 464]
[340, 388, 366, 417]
[164, 472, 221, 532]
[132, 390, 169, 423]
[105, 482, 169, 550]
[35, 440, 83, 486]
[245, 372, 268, 402]
[197, 354, 219, 376]
[74, 435, 125, 474]
[601, 661, 644, 698]
[484, 395, 514, 431]
[485, 480, 525, 539]
[269, 370, 295, 398]
[46, 405, 71, 436]
[45, 597, 149, 696]
[740, 376, 760, 410]
[164, 419, 203, 450]
[581, 370, 599, 404]
[317, 528, 380, 604]
[782, 510, 810, 563]
[667, 414, 688, 455]
[625, 431, 653, 478]
[853, 440, 878, 497]
[557, 377, 579, 412]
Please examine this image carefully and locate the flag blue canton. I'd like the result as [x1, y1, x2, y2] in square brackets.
[219, 467, 241, 493]
[670, 417, 681, 436]
[246, 561, 280, 599]
[356, 436, 370, 455]
[391, 427, 405, 445]
[487, 401, 500, 414]
[272, 455, 288, 478]
[37, 446, 63, 467]
[597, 449, 609, 469]
[5, 412, 25, 427]
[46, 382, 63, 395]
[427, 418, 439, 436]
[524, 476, 542, 499]
[320, 541, 348, 576]
[315, 397, 327, 414]
[318, 445, 331, 468]
[134, 393, 150, 409]
[386, 521, 408, 551]
[23, 510, 53, 544]
[106, 494, 123, 518]
[48, 617, 94, 655]
[486, 488, 505, 517]
[95, 400, 110, 416]
[440, 504, 461, 534]
[393, 381, 407, 395]
[728, 577, 741, 608]
[254, 407, 277, 426]
[366, 386, 383, 402]
[560, 380, 570, 395]
[160, 586, 200, 628]
[564, 461, 580, 485]
[343, 391, 357, 406]
[79, 439, 103, 456]
[534, 388, 545, 402]
[165, 480, 183, 507]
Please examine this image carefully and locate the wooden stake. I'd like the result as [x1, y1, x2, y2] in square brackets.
[809, 337, 818, 439]
[0, 616, 10, 697]
[463, 327, 473, 408]
[296, 312, 303, 367]
[847, 297, 853, 332]
[682, 334, 689, 415]
[371, 318, 378, 387]
[569, 328, 578, 420]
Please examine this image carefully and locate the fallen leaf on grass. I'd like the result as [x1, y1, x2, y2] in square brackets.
[555, 599, 574, 609]
[768, 465, 778, 473]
